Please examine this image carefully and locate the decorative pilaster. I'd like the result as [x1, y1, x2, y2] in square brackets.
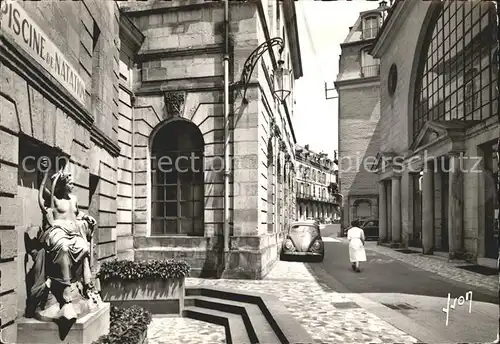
[422, 160, 435, 254]
[391, 175, 402, 242]
[448, 153, 464, 258]
[379, 180, 388, 242]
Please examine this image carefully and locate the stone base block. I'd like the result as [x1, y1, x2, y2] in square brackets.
[16, 302, 110, 344]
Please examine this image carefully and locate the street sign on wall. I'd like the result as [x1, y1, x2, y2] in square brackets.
[1, 0, 86, 106]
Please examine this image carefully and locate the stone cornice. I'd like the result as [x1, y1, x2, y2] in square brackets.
[136, 45, 224, 62]
[340, 38, 376, 49]
[119, 12, 145, 56]
[90, 125, 121, 157]
[119, 1, 221, 16]
[371, 0, 418, 58]
[334, 76, 379, 89]
[0, 34, 120, 157]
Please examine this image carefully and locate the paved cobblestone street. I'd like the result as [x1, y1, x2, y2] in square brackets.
[360, 241, 498, 292]
[148, 316, 226, 344]
[148, 259, 420, 344]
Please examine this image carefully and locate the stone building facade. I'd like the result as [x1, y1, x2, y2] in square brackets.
[0, 1, 121, 342]
[117, 0, 302, 279]
[295, 145, 340, 222]
[335, 3, 388, 228]
[0, 0, 302, 341]
[371, 0, 498, 267]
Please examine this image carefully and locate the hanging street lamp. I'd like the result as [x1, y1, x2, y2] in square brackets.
[272, 59, 291, 102]
[236, 37, 291, 104]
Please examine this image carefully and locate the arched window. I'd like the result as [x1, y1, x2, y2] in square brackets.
[412, 1, 497, 139]
[151, 119, 204, 235]
[354, 199, 372, 220]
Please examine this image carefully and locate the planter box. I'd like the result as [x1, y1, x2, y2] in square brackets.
[101, 278, 185, 315]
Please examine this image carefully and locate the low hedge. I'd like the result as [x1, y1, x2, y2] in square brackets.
[92, 305, 152, 344]
[97, 259, 191, 282]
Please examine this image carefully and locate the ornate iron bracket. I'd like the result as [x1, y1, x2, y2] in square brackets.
[237, 37, 284, 103]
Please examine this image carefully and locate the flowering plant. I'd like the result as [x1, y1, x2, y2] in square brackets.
[97, 259, 191, 282]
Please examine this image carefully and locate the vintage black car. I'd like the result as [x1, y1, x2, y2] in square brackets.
[342, 219, 379, 240]
[361, 219, 379, 240]
[280, 221, 324, 262]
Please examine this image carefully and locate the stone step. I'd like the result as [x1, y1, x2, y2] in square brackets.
[187, 287, 314, 344]
[182, 306, 252, 344]
[185, 295, 280, 344]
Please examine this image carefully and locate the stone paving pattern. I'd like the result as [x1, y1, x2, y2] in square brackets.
[147, 240, 498, 343]
[361, 241, 498, 292]
[149, 260, 420, 344]
[148, 316, 226, 344]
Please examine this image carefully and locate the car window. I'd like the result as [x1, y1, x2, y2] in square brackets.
[290, 225, 319, 236]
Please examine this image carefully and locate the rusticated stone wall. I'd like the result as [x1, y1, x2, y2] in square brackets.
[0, 1, 120, 342]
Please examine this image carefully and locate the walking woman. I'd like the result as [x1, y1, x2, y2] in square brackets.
[347, 219, 366, 272]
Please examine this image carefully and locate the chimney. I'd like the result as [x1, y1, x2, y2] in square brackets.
[378, 0, 389, 22]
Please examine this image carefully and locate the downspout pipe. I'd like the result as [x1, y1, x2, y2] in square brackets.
[223, 0, 230, 253]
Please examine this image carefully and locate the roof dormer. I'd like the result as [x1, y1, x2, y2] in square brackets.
[361, 12, 381, 40]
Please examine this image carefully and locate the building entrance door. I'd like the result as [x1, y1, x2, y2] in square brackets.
[484, 144, 498, 259]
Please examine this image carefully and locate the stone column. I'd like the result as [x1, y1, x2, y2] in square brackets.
[422, 160, 435, 254]
[401, 171, 413, 247]
[391, 175, 402, 242]
[379, 180, 388, 242]
[448, 153, 463, 258]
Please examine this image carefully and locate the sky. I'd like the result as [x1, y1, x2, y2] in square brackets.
[293, 1, 380, 157]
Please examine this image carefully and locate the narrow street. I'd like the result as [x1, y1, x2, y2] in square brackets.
[306, 235, 498, 344]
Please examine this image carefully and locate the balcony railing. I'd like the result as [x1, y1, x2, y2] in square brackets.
[362, 27, 379, 40]
[296, 192, 341, 204]
[361, 64, 380, 77]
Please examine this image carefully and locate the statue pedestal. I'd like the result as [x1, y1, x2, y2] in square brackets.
[17, 302, 110, 344]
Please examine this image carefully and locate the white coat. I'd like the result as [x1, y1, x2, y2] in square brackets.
[347, 226, 366, 262]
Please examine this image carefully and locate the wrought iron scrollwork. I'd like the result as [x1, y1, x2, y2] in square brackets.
[238, 37, 284, 103]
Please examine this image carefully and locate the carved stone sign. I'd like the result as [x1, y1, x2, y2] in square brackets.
[1, 0, 86, 105]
